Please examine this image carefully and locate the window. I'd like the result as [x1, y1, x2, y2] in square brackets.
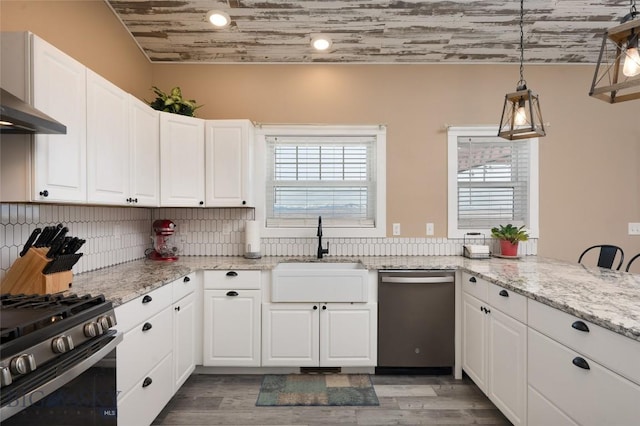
[255, 125, 386, 238]
[447, 127, 538, 239]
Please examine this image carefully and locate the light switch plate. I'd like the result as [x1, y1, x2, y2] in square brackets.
[392, 223, 401, 236]
[629, 223, 640, 235]
[426, 222, 434, 236]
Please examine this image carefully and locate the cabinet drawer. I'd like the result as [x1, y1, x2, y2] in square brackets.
[528, 299, 640, 385]
[172, 272, 196, 301]
[461, 272, 488, 301]
[204, 270, 261, 289]
[117, 306, 172, 395]
[528, 385, 578, 426]
[117, 352, 173, 426]
[115, 283, 172, 333]
[488, 283, 526, 323]
[528, 328, 640, 426]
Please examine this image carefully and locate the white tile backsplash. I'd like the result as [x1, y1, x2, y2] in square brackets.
[1, 203, 537, 281]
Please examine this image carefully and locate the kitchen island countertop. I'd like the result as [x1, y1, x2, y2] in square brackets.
[70, 255, 640, 342]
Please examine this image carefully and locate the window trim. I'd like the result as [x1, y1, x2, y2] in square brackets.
[447, 126, 539, 239]
[255, 124, 386, 238]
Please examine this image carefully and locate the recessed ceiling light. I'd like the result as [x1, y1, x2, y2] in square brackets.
[310, 34, 332, 51]
[206, 10, 231, 28]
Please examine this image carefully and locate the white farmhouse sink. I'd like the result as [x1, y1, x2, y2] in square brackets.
[271, 262, 368, 302]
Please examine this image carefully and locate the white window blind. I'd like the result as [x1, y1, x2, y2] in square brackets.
[456, 136, 530, 229]
[265, 135, 377, 228]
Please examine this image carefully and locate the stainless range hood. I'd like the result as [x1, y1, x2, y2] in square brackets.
[0, 88, 67, 134]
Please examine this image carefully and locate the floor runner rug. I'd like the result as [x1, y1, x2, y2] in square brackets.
[256, 374, 379, 407]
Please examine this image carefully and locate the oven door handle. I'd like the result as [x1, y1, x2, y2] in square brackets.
[380, 276, 454, 284]
[0, 331, 123, 422]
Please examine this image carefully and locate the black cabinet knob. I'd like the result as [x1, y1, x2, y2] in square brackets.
[183, 276, 191, 283]
[175, 306, 181, 311]
[142, 322, 152, 332]
[499, 289, 509, 297]
[226, 271, 238, 277]
[199, 201, 204, 205]
[242, 200, 246, 205]
[142, 295, 152, 304]
[469, 277, 476, 283]
[134, 198, 138, 203]
[126, 197, 131, 203]
[226, 291, 239, 297]
[313, 305, 318, 310]
[322, 305, 327, 310]
[142, 377, 153, 387]
[39, 190, 49, 197]
[571, 321, 590, 333]
[572, 357, 590, 370]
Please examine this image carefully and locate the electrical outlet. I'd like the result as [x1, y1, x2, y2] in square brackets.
[426, 222, 434, 236]
[392, 223, 401, 236]
[629, 223, 640, 235]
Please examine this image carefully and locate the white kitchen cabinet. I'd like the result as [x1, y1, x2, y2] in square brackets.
[86, 69, 129, 204]
[128, 94, 160, 206]
[262, 302, 376, 367]
[205, 119, 254, 207]
[172, 273, 196, 390]
[159, 112, 205, 206]
[461, 273, 527, 426]
[202, 270, 261, 366]
[31, 34, 87, 203]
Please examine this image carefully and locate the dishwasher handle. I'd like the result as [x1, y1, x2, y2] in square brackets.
[380, 276, 454, 284]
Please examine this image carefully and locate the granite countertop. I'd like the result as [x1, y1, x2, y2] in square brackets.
[70, 255, 640, 342]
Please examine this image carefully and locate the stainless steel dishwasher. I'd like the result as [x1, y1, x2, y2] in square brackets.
[377, 270, 455, 373]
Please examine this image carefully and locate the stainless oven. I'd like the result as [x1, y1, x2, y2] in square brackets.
[0, 293, 122, 425]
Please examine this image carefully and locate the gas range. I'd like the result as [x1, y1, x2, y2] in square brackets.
[0, 293, 121, 421]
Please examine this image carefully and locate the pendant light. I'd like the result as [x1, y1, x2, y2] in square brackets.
[589, 0, 640, 103]
[498, 0, 546, 141]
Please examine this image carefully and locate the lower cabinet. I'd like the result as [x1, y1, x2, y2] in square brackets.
[461, 273, 527, 426]
[115, 273, 197, 426]
[262, 302, 377, 367]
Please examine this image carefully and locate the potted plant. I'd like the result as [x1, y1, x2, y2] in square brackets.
[147, 86, 202, 117]
[491, 224, 529, 256]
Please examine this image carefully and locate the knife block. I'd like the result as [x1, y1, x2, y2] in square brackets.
[0, 247, 73, 295]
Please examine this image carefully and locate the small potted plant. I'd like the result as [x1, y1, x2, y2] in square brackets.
[147, 86, 202, 117]
[491, 224, 529, 257]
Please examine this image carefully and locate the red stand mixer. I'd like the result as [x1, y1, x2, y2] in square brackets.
[148, 219, 179, 261]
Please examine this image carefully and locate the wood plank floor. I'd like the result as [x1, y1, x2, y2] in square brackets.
[152, 374, 512, 425]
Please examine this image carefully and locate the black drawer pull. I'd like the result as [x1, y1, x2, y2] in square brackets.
[226, 291, 239, 297]
[142, 322, 152, 331]
[571, 321, 590, 332]
[183, 276, 191, 283]
[142, 377, 153, 388]
[572, 357, 590, 370]
[142, 295, 152, 304]
[226, 271, 238, 277]
[499, 289, 509, 297]
[469, 277, 477, 283]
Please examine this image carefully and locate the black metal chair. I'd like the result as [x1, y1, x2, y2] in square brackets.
[626, 253, 640, 272]
[578, 245, 625, 270]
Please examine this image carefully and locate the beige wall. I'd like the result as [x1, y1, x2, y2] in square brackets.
[2, 1, 639, 263]
[0, 0, 151, 98]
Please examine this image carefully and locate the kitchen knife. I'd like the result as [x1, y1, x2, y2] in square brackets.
[20, 228, 42, 256]
[40, 223, 64, 247]
[46, 227, 69, 258]
[68, 238, 86, 254]
[57, 236, 73, 255]
[34, 226, 55, 247]
[62, 237, 80, 254]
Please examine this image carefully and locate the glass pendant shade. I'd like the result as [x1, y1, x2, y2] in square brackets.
[498, 86, 546, 141]
[589, 18, 640, 103]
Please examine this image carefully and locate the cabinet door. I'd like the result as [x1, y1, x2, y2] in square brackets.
[159, 112, 205, 206]
[488, 308, 527, 426]
[462, 292, 488, 393]
[262, 303, 319, 367]
[203, 289, 260, 366]
[129, 95, 159, 207]
[320, 303, 377, 367]
[205, 120, 253, 207]
[31, 35, 87, 203]
[173, 292, 196, 390]
[86, 69, 129, 204]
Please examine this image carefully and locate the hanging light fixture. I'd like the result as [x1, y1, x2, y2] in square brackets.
[589, 0, 640, 103]
[498, 0, 546, 141]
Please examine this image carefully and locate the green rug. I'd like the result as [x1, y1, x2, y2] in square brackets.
[256, 374, 379, 406]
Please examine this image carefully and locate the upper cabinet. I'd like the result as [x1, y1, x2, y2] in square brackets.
[128, 95, 160, 207]
[159, 112, 205, 207]
[205, 120, 254, 207]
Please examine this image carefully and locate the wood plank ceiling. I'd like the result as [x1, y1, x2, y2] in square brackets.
[105, 0, 634, 64]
